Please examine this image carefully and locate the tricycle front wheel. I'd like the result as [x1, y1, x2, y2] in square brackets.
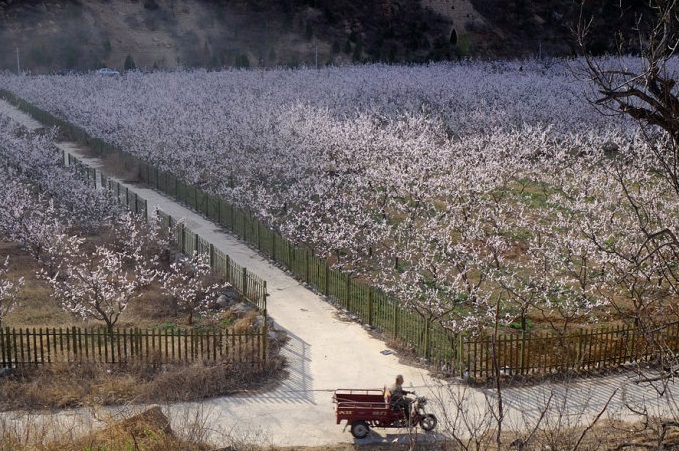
[419, 414, 437, 431]
[350, 421, 370, 439]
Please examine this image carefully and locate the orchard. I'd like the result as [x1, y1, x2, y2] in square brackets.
[1, 57, 676, 338]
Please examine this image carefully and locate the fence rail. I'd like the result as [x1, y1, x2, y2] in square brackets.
[0, 327, 265, 368]
[6, 89, 679, 381]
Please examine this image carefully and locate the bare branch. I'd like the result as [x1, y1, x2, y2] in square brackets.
[570, 387, 619, 451]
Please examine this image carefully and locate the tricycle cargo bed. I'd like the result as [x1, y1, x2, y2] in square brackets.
[334, 388, 385, 404]
[334, 389, 390, 424]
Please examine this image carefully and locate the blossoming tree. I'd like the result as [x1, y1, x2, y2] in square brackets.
[161, 252, 230, 325]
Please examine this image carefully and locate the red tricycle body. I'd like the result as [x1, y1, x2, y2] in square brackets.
[333, 388, 437, 439]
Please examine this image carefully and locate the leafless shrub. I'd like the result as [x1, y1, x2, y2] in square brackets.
[431, 370, 619, 450]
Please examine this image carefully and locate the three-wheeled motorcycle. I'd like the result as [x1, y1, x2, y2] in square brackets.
[334, 388, 438, 439]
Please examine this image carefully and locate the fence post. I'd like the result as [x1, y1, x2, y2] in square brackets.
[0, 327, 4, 368]
[32, 327, 39, 365]
[181, 223, 186, 253]
[243, 268, 248, 298]
[457, 334, 464, 377]
[520, 331, 526, 375]
[262, 280, 267, 313]
[1, 327, 8, 369]
[209, 244, 215, 268]
[271, 231, 277, 261]
[368, 288, 373, 326]
[576, 329, 583, 370]
[12, 328, 18, 366]
[630, 326, 636, 363]
[325, 265, 330, 296]
[195, 232, 200, 254]
[72, 326, 78, 359]
[424, 321, 431, 360]
[305, 249, 310, 283]
[259, 310, 268, 365]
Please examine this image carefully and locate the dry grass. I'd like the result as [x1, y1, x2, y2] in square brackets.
[3, 411, 678, 451]
[0, 352, 284, 411]
[232, 309, 262, 333]
[1, 242, 73, 328]
[0, 405, 212, 451]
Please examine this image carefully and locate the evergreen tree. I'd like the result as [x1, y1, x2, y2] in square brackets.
[124, 53, 136, 71]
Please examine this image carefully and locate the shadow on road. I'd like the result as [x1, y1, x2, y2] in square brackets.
[238, 330, 315, 405]
[486, 373, 672, 427]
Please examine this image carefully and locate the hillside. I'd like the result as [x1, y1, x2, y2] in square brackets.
[0, 0, 655, 73]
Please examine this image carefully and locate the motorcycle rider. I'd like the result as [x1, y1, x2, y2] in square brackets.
[389, 374, 413, 422]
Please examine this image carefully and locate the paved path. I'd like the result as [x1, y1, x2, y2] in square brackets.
[2, 99, 679, 447]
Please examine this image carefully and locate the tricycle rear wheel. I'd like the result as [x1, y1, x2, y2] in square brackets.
[350, 421, 370, 439]
[419, 414, 437, 431]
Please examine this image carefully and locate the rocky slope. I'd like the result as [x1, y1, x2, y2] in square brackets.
[0, 0, 653, 74]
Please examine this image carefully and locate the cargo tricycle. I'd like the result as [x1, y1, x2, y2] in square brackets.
[333, 388, 438, 439]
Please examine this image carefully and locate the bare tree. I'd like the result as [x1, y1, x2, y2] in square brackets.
[577, 0, 679, 446]
[578, 0, 679, 348]
[578, 1, 679, 182]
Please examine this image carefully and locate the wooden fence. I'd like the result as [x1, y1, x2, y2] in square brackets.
[7, 89, 679, 380]
[0, 327, 265, 368]
[453, 323, 679, 381]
